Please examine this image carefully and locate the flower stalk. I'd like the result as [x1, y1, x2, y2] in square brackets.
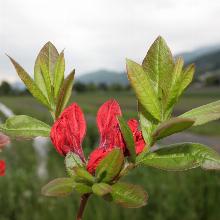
[76, 194, 90, 220]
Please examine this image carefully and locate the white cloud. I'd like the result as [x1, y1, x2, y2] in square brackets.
[0, 0, 220, 82]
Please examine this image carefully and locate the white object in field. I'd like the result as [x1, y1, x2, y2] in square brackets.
[0, 101, 50, 179]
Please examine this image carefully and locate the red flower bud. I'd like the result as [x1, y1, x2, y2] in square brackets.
[97, 99, 125, 151]
[127, 119, 146, 154]
[50, 103, 86, 160]
[87, 146, 114, 174]
[87, 99, 125, 173]
[0, 160, 5, 176]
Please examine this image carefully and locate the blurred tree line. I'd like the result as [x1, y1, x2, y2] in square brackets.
[0, 81, 131, 96]
[73, 82, 131, 92]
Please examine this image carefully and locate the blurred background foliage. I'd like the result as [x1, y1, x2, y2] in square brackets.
[0, 88, 220, 220]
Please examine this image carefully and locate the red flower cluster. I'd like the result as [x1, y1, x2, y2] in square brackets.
[0, 160, 6, 176]
[50, 99, 146, 174]
[0, 133, 9, 176]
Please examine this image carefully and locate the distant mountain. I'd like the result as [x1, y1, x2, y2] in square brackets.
[177, 45, 220, 78]
[76, 70, 128, 85]
[177, 44, 220, 63]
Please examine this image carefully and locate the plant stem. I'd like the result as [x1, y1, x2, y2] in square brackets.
[76, 194, 90, 220]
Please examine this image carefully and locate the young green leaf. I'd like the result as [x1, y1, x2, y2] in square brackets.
[34, 54, 49, 100]
[37, 42, 59, 84]
[0, 115, 51, 138]
[41, 178, 75, 197]
[55, 70, 75, 118]
[165, 57, 184, 114]
[118, 116, 136, 162]
[142, 36, 174, 95]
[110, 182, 148, 208]
[95, 148, 124, 183]
[165, 61, 195, 117]
[126, 59, 161, 121]
[75, 183, 92, 195]
[180, 100, 220, 126]
[92, 183, 112, 196]
[138, 142, 220, 171]
[152, 117, 195, 141]
[138, 103, 158, 146]
[8, 56, 50, 108]
[54, 51, 65, 100]
[178, 64, 195, 96]
[65, 152, 84, 177]
[36, 42, 59, 102]
[74, 167, 95, 184]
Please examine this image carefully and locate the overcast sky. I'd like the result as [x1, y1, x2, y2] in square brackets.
[0, 0, 220, 82]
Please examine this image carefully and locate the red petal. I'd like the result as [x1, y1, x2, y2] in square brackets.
[127, 119, 146, 155]
[127, 119, 139, 133]
[50, 103, 86, 159]
[87, 147, 114, 174]
[97, 99, 124, 150]
[0, 160, 6, 176]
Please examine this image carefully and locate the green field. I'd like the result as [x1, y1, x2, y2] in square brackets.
[0, 88, 220, 220]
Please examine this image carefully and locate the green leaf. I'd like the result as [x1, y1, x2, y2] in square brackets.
[8, 56, 50, 108]
[126, 59, 161, 121]
[92, 183, 112, 196]
[142, 36, 174, 95]
[55, 70, 75, 118]
[138, 103, 158, 146]
[138, 142, 220, 171]
[152, 117, 195, 141]
[165, 57, 184, 114]
[38, 42, 59, 83]
[41, 178, 75, 197]
[165, 61, 195, 117]
[74, 167, 95, 184]
[178, 64, 195, 97]
[180, 100, 220, 126]
[54, 51, 65, 100]
[110, 182, 148, 208]
[0, 115, 51, 138]
[96, 148, 124, 183]
[65, 152, 84, 177]
[118, 117, 136, 162]
[75, 183, 92, 195]
[34, 55, 49, 100]
[36, 42, 59, 103]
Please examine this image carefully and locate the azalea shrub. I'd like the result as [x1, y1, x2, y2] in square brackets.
[1, 36, 220, 220]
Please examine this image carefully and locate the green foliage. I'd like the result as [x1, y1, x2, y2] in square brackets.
[138, 143, 220, 171]
[8, 56, 50, 108]
[180, 100, 220, 125]
[96, 149, 124, 183]
[65, 152, 84, 177]
[92, 183, 112, 196]
[73, 168, 95, 184]
[55, 70, 75, 118]
[75, 183, 92, 195]
[3, 37, 220, 219]
[152, 117, 195, 141]
[118, 117, 136, 162]
[126, 59, 161, 121]
[54, 51, 65, 100]
[110, 182, 148, 208]
[8, 42, 75, 120]
[0, 115, 51, 138]
[41, 178, 75, 197]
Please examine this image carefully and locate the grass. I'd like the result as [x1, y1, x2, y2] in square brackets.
[0, 88, 220, 220]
